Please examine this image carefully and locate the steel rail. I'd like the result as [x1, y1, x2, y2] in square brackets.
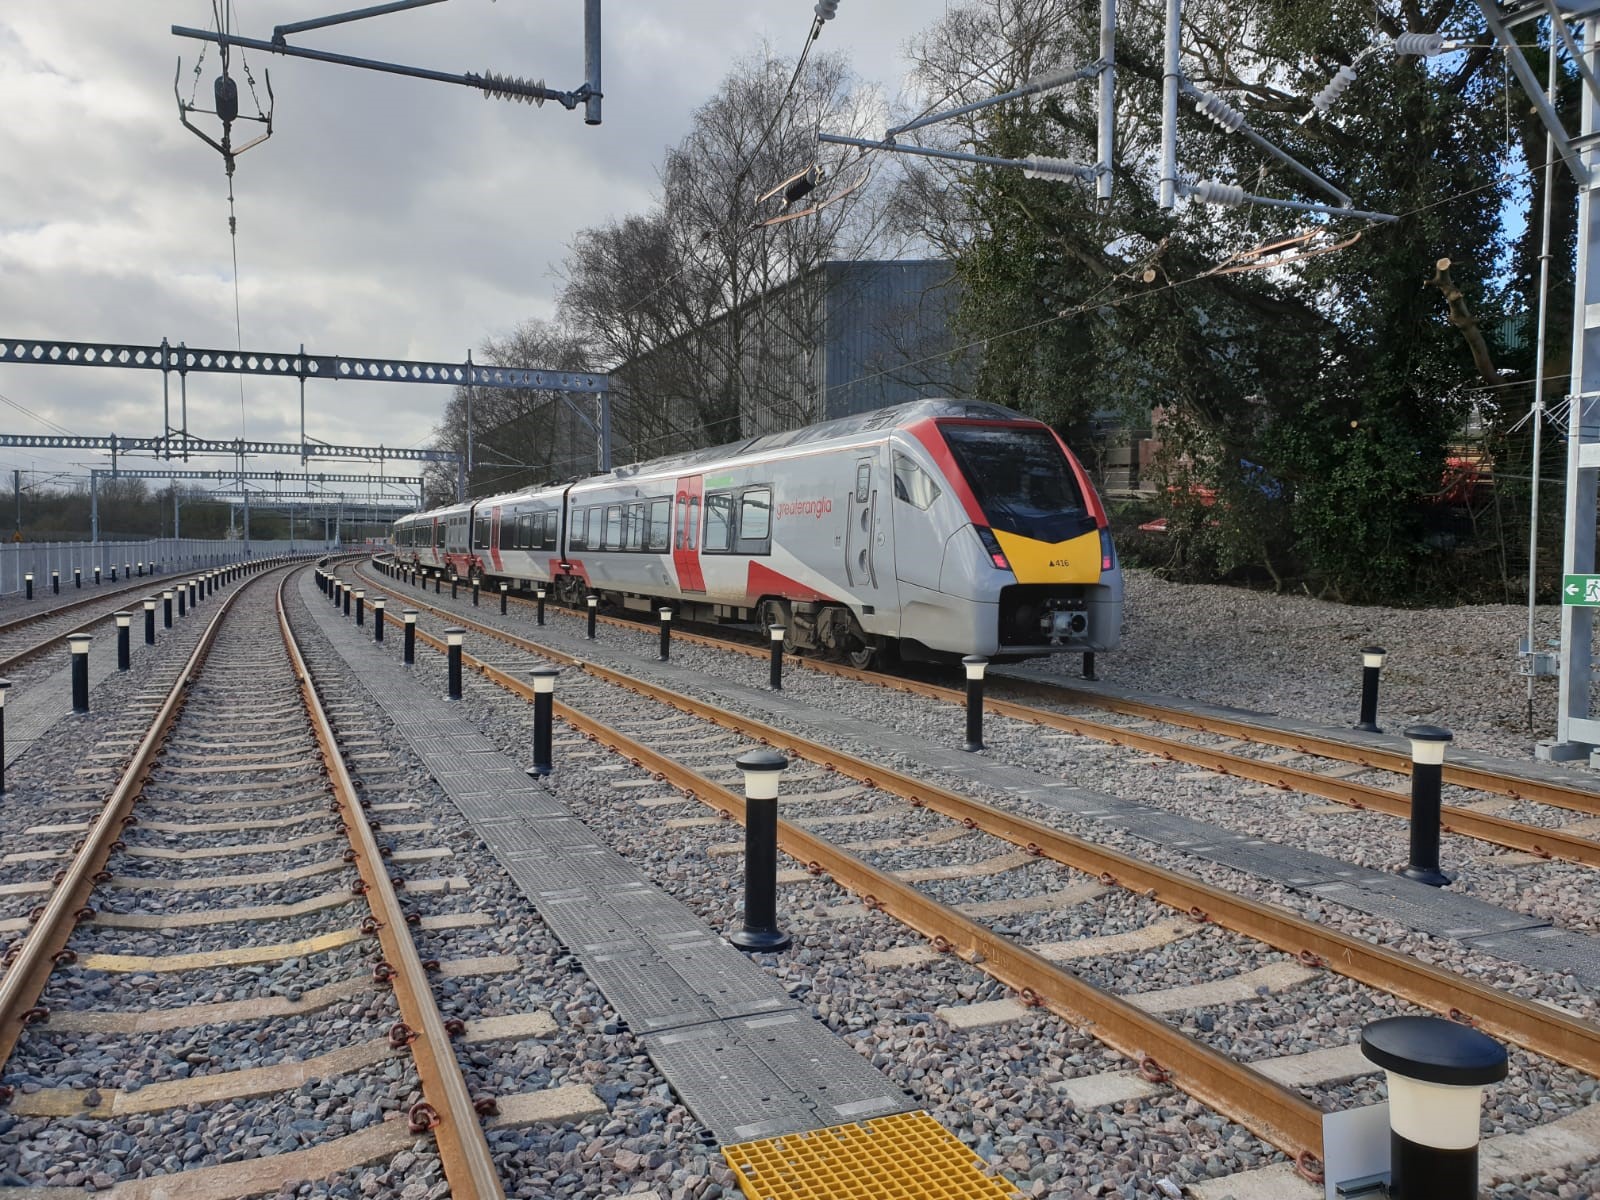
[368, 559, 1600, 862]
[361, 566, 1600, 1083]
[0, 560, 277, 1067]
[278, 570, 504, 1200]
[393, 614, 1328, 1172]
[1000, 676, 1600, 819]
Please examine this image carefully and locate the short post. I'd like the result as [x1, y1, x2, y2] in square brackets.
[74, 567, 81, 589]
[1360, 1015, 1507, 1200]
[500, 581, 508, 614]
[768, 625, 785, 690]
[962, 655, 988, 752]
[70, 632, 91, 713]
[162, 589, 174, 629]
[1083, 651, 1097, 681]
[729, 748, 791, 953]
[530, 665, 559, 775]
[403, 610, 417, 665]
[109, 566, 117, 582]
[24, 573, 32, 601]
[115, 611, 131, 671]
[373, 598, 386, 642]
[177, 584, 186, 618]
[144, 597, 156, 644]
[51, 571, 58, 595]
[94, 566, 101, 586]
[355, 589, 365, 627]
[1401, 725, 1453, 887]
[1356, 645, 1386, 733]
[446, 628, 464, 699]
[343, 586, 351, 618]
[137, 561, 144, 577]
[472, 577, 480, 607]
[451, 573, 459, 599]
[434, 572, 441, 594]
[124, 562, 131, 579]
[586, 594, 598, 639]
[0, 679, 9, 794]
[536, 587, 546, 626]
[188, 579, 197, 607]
[659, 607, 672, 661]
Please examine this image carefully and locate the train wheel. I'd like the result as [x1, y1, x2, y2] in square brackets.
[844, 634, 879, 670]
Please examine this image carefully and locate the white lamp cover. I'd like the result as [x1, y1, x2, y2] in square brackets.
[769, 626, 785, 641]
[963, 657, 988, 681]
[115, 613, 131, 627]
[1363, 650, 1386, 669]
[587, 596, 598, 607]
[354, 590, 365, 599]
[144, 599, 156, 610]
[404, 612, 418, 625]
[661, 609, 672, 621]
[1410, 739, 1448, 766]
[163, 591, 174, 600]
[1384, 1072, 1486, 1150]
[743, 769, 783, 801]
[373, 599, 385, 610]
[446, 630, 464, 646]
[533, 673, 557, 694]
[69, 634, 92, 654]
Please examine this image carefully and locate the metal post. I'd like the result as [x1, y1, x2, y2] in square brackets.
[177, 584, 186, 618]
[343, 586, 351, 617]
[137, 561, 144, 577]
[115, 612, 131, 671]
[962, 655, 988, 752]
[583, 0, 602, 126]
[188, 579, 197, 607]
[1401, 725, 1453, 887]
[355, 589, 365, 626]
[373, 598, 385, 642]
[163, 589, 174, 629]
[446, 628, 464, 700]
[50, 571, 57, 595]
[94, 566, 101, 586]
[472, 577, 480, 607]
[586, 594, 598, 638]
[500, 581, 508, 614]
[0, 680, 9, 794]
[729, 748, 790, 953]
[24, 573, 32, 601]
[144, 598, 156, 645]
[403, 610, 417, 665]
[74, 567, 81, 589]
[659, 607, 672, 661]
[1356, 646, 1386, 732]
[1159, 0, 1180, 208]
[1083, 651, 1097, 681]
[1360, 1016, 1507, 1200]
[531, 665, 559, 775]
[536, 587, 546, 626]
[434, 572, 441, 594]
[768, 625, 785, 690]
[70, 632, 91, 713]
[451, 573, 458, 599]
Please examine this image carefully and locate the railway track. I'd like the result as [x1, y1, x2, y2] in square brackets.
[0, 561, 513, 1198]
[353, 558, 1600, 1192]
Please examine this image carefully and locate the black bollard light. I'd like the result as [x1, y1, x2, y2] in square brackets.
[343, 585, 351, 618]
[729, 748, 791, 953]
[188, 579, 197, 607]
[451, 573, 459, 600]
[137, 561, 144, 577]
[434, 572, 441, 594]
[1083, 651, 1097, 681]
[143, 597, 157, 644]
[94, 566, 101, 586]
[446, 628, 465, 700]
[74, 567, 81, 589]
[962, 655, 988, 752]
[530, 665, 559, 775]
[177, 585, 186, 618]
[162, 589, 174, 629]
[659, 607, 672, 661]
[1355, 645, 1386, 733]
[69, 632, 92, 713]
[586, 594, 598, 639]
[355, 589, 365, 627]
[373, 598, 385, 643]
[114, 611, 131, 671]
[536, 587, 546, 626]
[110, 566, 117, 582]
[1360, 1015, 1507, 1200]
[768, 625, 785, 690]
[50, 571, 58, 595]
[500, 581, 508, 614]
[1401, 725, 1453, 887]
[23, 572, 32, 601]
[403, 610, 417, 665]
[124, 562, 131, 579]
[472, 577, 480, 607]
[0, 678, 9, 794]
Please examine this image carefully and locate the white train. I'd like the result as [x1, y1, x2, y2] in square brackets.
[391, 399, 1122, 666]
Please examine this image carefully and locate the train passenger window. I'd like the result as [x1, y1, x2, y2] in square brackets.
[626, 503, 646, 551]
[648, 500, 670, 551]
[569, 511, 586, 552]
[585, 507, 600, 550]
[499, 515, 514, 551]
[542, 512, 558, 550]
[892, 451, 942, 511]
[475, 516, 491, 550]
[738, 488, 772, 549]
[604, 506, 623, 551]
[855, 462, 871, 503]
[704, 493, 734, 553]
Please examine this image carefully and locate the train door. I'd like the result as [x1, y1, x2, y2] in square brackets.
[673, 475, 705, 593]
[488, 505, 504, 573]
[844, 450, 893, 607]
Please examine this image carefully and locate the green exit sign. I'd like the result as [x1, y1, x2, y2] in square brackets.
[1564, 574, 1600, 606]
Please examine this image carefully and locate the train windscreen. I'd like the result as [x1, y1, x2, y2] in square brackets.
[938, 424, 1095, 543]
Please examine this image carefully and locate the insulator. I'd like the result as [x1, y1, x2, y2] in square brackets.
[480, 71, 547, 107]
[1023, 157, 1089, 181]
[815, 0, 839, 19]
[1192, 90, 1246, 132]
[1188, 179, 1247, 206]
[214, 75, 240, 124]
[1393, 32, 1446, 56]
[1025, 65, 1083, 93]
[1310, 64, 1359, 114]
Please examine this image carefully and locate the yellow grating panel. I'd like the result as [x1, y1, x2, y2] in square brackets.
[722, 1110, 1019, 1200]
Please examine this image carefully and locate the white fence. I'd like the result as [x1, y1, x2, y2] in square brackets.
[0, 538, 339, 595]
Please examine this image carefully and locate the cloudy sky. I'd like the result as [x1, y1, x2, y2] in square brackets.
[0, 2, 932, 503]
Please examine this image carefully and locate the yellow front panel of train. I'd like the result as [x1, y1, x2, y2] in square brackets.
[992, 527, 1102, 584]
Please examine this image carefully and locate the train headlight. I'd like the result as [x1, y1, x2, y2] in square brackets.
[974, 526, 1011, 570]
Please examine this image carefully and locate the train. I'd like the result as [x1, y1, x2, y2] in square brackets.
[390, 398, 1122, 667]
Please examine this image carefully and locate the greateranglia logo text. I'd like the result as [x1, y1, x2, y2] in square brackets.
[776, 497, 833, 520]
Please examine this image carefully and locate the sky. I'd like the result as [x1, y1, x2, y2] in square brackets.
[0, 2, 933, 504]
